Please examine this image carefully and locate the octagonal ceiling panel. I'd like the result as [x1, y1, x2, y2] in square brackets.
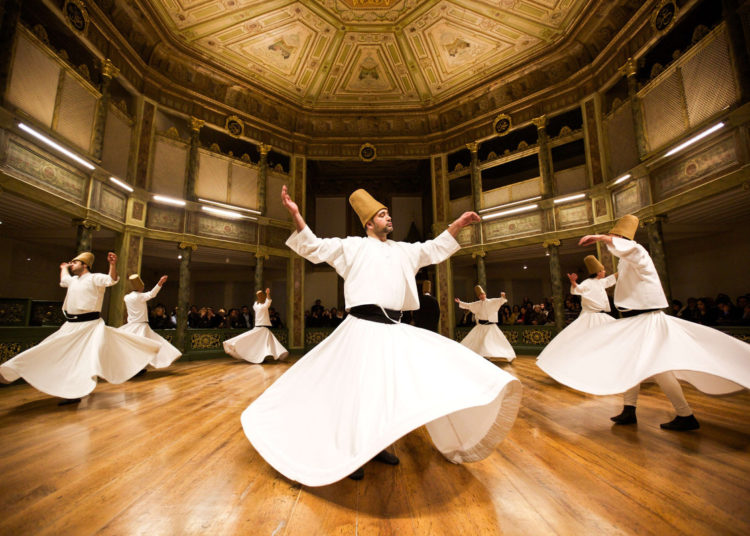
[140, 0, 595, 108]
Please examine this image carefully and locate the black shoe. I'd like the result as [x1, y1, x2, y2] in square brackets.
[660, 414, 700, 431]
[348, 467, 364, 480]
[58, 398, 81, 406]
[610, 405, 637, 425]
[136, 369, 147, 376]
[373, 450, 400, 465]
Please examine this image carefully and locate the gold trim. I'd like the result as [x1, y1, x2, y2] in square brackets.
[63, 0, 90, 36]
[492, 114, 512, 136]
[259, 143, 271, 156]
[101, 59, 119, 79]
[178, 242, 197, 251]
[651, 0, 678, 33]
[542, 239, 561, 248]
[190, 117, 205, 132]
[359, 142, 376, 162]
[532, 115, 548, 130]
[225, 115, 243, 138]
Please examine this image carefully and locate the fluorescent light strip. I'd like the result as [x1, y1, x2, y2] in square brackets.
[612, 173, 631, 185]
[197, 198, 261, 215]
[664, 122, 725, 157]
[201, 205, 256, 220]
[109, 176, 134, 192]
[553, 193, 586, 204]
[482, 203, 538, 221]
[153, 194, 186, 207]
[18, 123, 95, 170]
[478, 195, 542, 214]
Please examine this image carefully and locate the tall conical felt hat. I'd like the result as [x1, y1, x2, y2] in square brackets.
[129, 274, 145, 291]
[474, 285, 485, 298]
[583, 255, 605, 275]
[422, 280, 432, 294]
[609, 214, 639, 240]
[71, 251, 94, 268]
[349, 188, 387, 228]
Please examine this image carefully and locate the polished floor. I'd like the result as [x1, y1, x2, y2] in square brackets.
[0, 356, 748, 535]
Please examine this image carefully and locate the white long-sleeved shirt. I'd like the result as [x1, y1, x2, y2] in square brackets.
[457, 297, 507, 323]
[254, 299, 272, 327]
[286, 226, 460, 311]
[60, 271, 118, 314]
[123, 284, 162, 323]
[571, 275, 617, 313]
[607, 237, 668, 310]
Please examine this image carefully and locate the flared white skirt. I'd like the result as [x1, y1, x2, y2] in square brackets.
[0, 319, 161, 399]
[223, 327, 288, 363]
[537, 310, 615, 362]
[537, 311, 750, 396]
[117, 322, 182, 368]
[241, 315, 522, 487]
[460, 323, 516, 361]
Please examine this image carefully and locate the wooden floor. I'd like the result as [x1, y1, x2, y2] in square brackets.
[1, 356, 749, 536]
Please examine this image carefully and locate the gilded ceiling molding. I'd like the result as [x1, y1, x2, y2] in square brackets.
[492, 114, 512, 136]
[532, 115, 548, 130]
[652, 1, 678, 33]
[189, 117, 205, 132]
[359, 143, 377, 162]
[466, 142, 478, 154]
[101, 59, 120, 79]
[542, 239, 561, 249]
[619, 57, 638, 78]
[225, 116, 243, 138]
[259, 143, 271, 156]
[178, 242, 197, 251]
[63, 0, 90, 35]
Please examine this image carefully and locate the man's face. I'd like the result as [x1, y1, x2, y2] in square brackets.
[596, 269, 606, 279]
[479, 293, 487, 301]
[241, 306, 249, 313]
[368, 209, 393, 235]
[69, 260, 87, 275]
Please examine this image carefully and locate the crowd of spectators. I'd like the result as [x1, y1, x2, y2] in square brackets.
[304, 299, 347, 328]
[457, 296, 557, 327]
[669, 294, 750, 326]
[146, 303, 284, 330]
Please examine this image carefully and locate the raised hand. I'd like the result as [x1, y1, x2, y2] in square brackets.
[107, 252, 118, 264]
[454, 297, 461, 303]
[281, 185, 298, 215]
[158, 275, 168, 286]
[567, 273, 578, 283]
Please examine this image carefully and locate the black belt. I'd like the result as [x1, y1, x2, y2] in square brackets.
[618, 308, 662, 318]
[64, 311, 101, 322]
[478, 319, 497, 325]
[349, 305, 402, 324]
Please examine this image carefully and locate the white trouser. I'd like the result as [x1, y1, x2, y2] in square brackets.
[623, 371, 692, 416]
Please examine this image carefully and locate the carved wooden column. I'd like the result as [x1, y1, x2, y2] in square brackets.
[254, 252, 266, 292]
[74, 219, 99, 254]
[107, 230, 143, 327]
[175, 242, 196, 352]
[436, 258, 454, 339]
[643, 215, 672, 303]
[467, 141, 486, 291]
[258, 143, 270, 214]
[544, 239, 565, 332]
[533, 115, 555, 199]
[92, 60, 119, 160]
[289, 155, 306, 349]
[621, 58, 648, 159]
[134, 100, 155, 190]
[186, 117, 204, 201]
[0, 0, 21, 105]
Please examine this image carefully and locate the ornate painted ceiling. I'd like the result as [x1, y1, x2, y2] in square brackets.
[139, 0, 594, 109]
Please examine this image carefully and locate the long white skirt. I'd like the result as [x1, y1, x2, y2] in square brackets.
[0, 319, 161, 399]
[241, 315, 522, 487]
[537, 309, 615, 362]
[223, 327, 288, 363]
[537, 311, 750, 396]
[117, 322, 181, 368]
[460, 323, 516, 361]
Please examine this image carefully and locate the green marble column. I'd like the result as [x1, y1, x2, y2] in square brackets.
[74, 219, 98, 254]
[258, 143, 270, 214]
[533, 116, 554, 199]
[254, 254, 265, 292]
[186, 117, 205, 201]
[644, 216, 672, 303]
[0, 0, 21, 106]
[175, 242, 195, 352]
[544, 239, 565, 332]
[92, 60, 119, 160]
[621, 58, 648, 158]
[467, 141, 487, 291]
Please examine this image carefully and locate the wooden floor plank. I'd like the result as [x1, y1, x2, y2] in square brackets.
[0, 356, 748, 535]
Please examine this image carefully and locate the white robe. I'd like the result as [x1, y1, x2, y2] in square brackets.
[117, 284, 181, 369]
[223, 299, 288, 363]
[537, 238, 750, 395]
[0, 272, 161, 399]
[457, 297, 516, 361]
[241, 226, 522, 486]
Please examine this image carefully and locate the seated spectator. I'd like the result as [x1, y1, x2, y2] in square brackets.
[187, 305, 201, 328]
[695, 298, 716, 326]
[669, 299, 683, 316]
[515, 306, 527, 325]
[741, 304, 750, 326]
[270, 308, 284, 328]
[240, 305, 253, 328]
[715, 302, 740, 325]
[311, 299, 324, 316]
[508, 305, 520, 325]
[678, 297, 698, 322]
[228, 308, 245, 329]
[149, 304, 173, 329]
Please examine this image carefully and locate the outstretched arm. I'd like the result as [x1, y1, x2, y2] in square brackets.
[60, 262, 72, 286]
[282, 185, 306, 232]
[447, 211, 481, 238]
[578, 234, 613, 247]
[107, 252, 118, 282]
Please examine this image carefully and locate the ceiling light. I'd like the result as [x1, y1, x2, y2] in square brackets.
[153, 195, 186, 207]
[523, 265, 527, 270]
[482, 203, 538, 221]
[612, 173, 631, 185]
[479, 196, 542, 214]
[198, 198, 261, 215]
[201, 205, 256, 220]
[109, 176, 134, 192]
[553, 193, 586, 204]
[178, 255, 182, 260]
[664, 122, 725, 157]
[18, 123, 95, 170]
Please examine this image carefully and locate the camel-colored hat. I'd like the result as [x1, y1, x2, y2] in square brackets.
[422, 280, 432, 294]
[349, 188, 387, 228]
[129, 274, 145, 291]
[609, 214, 639, 240]
[474, 285, 485, 298]
[71, 251, 94, 268]
[584, 255, 605, 275]
[255, 290, 266, 302]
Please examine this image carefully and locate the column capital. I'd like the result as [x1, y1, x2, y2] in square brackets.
[466, 141, 479, 154]
[101, 59, 119, 79]
[542, 238, 561, 248]
[189, 117, 205, 132]
[178, 242, 197, 251]
[471, 250, 486, 259]
[259, 143, 271, 156]
[619, 57, 638, 78]
[73, 218, 100, 231]
[641, 214, 668, 226]
[532, 115, 548, 130]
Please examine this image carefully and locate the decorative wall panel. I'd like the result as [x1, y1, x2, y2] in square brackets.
[102, 108, 133, 180]
[484, 212, 544, 241]
[196, 150, 229, 201]
[150, 137, 188, 197]
[6, 32, 60, 127]
[612, 182, 642, 217]
[555, 200, 591, 229]
[55, 72, 97, 153]
[449, 196, 472, 220]
[455, 224, 475, 247]
[188, 212, 257, 242]
[146, 205, 184, 232]
[482, 177, 541, 209]
[229, 162, 259, 210]
[554, 165, 587, 195]
[90, 180, 127, 221]
[265, 173, 289, 221]
[641, 70, 686, 152]
[604, 101, 639, 179]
